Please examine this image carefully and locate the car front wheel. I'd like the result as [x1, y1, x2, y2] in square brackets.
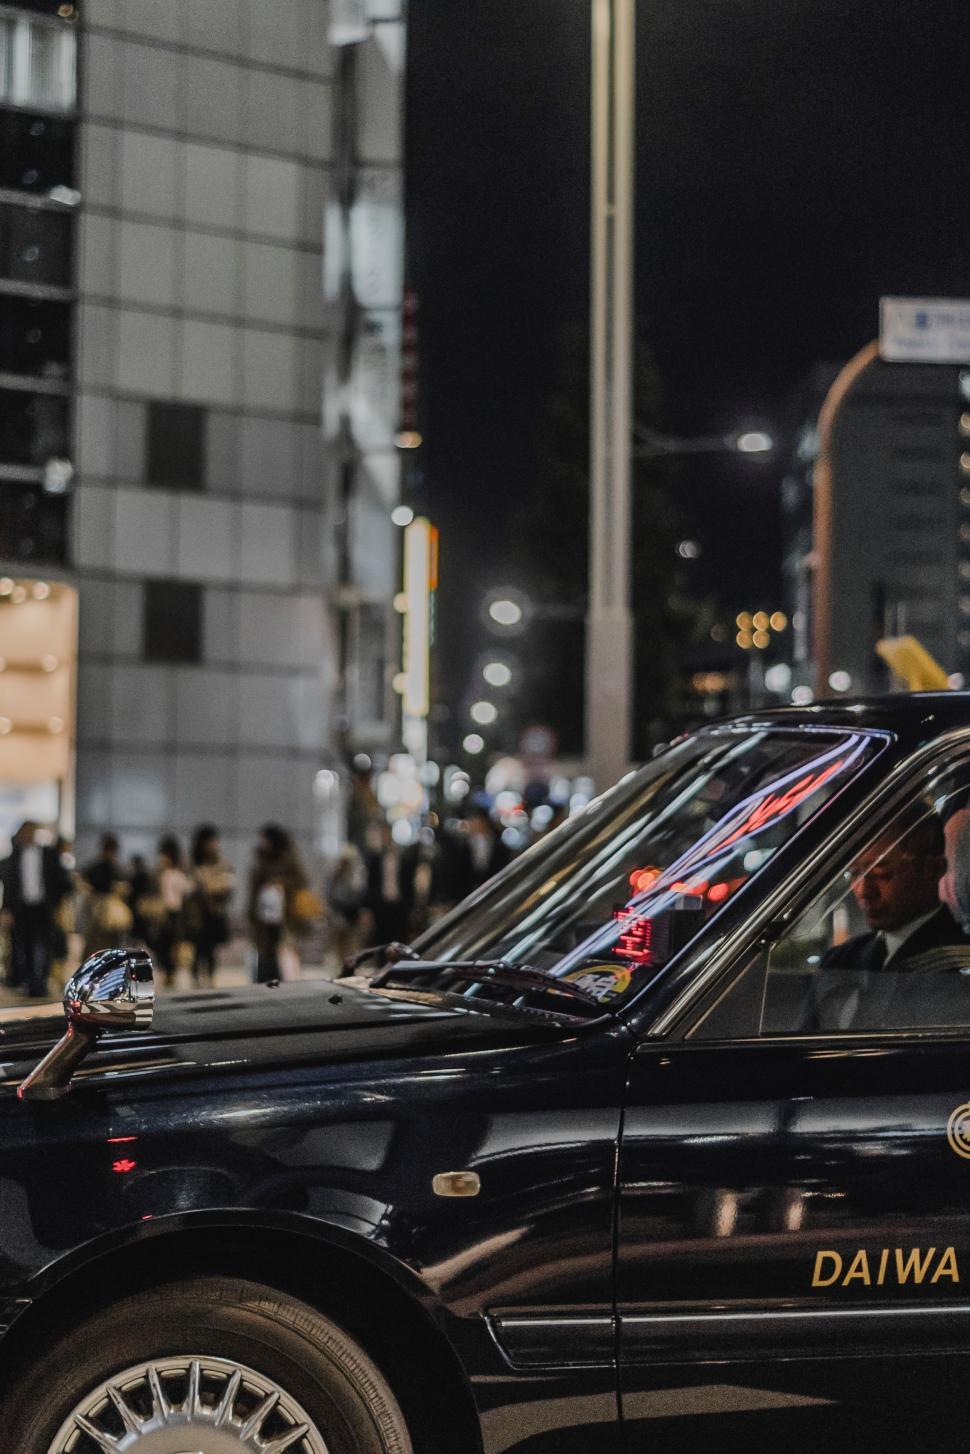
[5, 1275, 413, 1454]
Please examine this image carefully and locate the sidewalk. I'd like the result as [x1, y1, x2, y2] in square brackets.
[0, 950, 338, 1011]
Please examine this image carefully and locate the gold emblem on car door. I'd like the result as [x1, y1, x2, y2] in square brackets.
[947, 1102, 970, 1159]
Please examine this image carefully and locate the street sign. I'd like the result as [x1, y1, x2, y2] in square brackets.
[880, 297, 970, 364]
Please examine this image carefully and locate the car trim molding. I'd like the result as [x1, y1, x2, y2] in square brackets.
[488, 1312, 616, 1369]
[621, 1302, 970, 1362]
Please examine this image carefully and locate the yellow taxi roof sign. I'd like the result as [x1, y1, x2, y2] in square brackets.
[875, 635, 951, 692]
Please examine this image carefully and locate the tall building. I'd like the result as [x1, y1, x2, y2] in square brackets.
[0, 0, 405, 865]
[782, 354, 966, 698]
[324, 0, 405, 762]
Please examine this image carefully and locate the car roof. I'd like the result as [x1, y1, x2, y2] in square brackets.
[716, 692, 970, 756]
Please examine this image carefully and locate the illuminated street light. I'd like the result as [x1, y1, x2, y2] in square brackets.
[632, 422, 775, 459]
[470, 700, 498, 726]
[488, 597, 523, 628]
[483, 661, 512, 687]
[391, 504, 415, 527]
[735, 430, 774, 454]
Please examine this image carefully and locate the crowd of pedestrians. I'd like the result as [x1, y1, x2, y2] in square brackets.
[0, 820, 310, 999]
[0, 798, 536, 1001]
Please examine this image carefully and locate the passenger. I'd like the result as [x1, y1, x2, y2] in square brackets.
[813, 816, 970, 1031]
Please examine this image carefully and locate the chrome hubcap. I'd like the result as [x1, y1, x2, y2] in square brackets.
[48, 1355, 330, 1454]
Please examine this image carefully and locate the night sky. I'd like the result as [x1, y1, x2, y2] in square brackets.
[406, 0, 970, 741]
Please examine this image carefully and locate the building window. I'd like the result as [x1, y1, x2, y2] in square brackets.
[146, 402, 206, 491]
[0, 111, 74, 194]
[0, 483, 67, 565]
[143, 581, 202, 665]
[0, 296, 70, 378]
[0, 202, 72, 288]
[0, 386, 69, 465]
[0, 12, 76, 113]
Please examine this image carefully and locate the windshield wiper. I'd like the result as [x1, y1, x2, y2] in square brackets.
[340, 940, 420, 975]
[371, 958, 606, 1014]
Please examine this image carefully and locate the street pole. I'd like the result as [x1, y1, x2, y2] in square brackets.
[586, 0, 636, 792]
[812, 340, 878, 698]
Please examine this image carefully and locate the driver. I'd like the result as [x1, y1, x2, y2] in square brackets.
[813, 816, 970, 1031]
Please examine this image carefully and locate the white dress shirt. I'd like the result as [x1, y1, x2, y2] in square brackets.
[19, 844, 44, 905]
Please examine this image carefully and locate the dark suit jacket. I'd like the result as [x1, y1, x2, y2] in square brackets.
[0, 845, 71, 920]
[812, 905, 970, 1031]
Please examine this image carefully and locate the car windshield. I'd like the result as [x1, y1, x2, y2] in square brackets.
[412, 727, 882, 1005]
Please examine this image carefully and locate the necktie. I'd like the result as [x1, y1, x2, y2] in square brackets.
[868, 934, 888, 972]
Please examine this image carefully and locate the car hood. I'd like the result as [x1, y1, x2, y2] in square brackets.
[0, 980, 560, 1092]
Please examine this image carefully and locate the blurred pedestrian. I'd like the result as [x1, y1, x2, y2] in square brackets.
[150, 835, 193, 989]
[347, 762, 383, 852]
[400, 819, 448, 937]
[50, 835, 77, 985]
[248, 824, 309, 983]
[189, 824, 236, 987]
[0, 822, 71, 997]
[462, 805, 512, 891]
[80, 832, 132, 958]
[128, 854, 154, 943]
[362, 822, 408, 946]
[325, 843, 366, 969]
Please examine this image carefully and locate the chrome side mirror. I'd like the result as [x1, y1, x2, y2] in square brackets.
[18, 947, 155, 1101]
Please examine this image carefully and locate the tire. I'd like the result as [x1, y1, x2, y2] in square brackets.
[4, 1275, 413, 1454]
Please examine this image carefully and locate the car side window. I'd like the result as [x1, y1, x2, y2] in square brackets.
[759, 777, 970, 1036]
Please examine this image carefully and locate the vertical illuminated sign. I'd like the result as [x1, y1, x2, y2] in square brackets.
[402, 517, 436, 719]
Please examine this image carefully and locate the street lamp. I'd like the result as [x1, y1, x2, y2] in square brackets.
[632, 421, 775, 459]
[483, 660, 512, 687]
[488, 599, 522, 627]
[736, 430, 773, 455]
[484, 589, 529, 631]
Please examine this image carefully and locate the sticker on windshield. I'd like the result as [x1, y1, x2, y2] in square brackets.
[561, 965, 633, 999]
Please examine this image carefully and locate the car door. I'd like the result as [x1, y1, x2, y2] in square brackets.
[617, 766, 970, 1452]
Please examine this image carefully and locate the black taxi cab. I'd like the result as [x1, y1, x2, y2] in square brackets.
[1, 695, 970, 1454]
